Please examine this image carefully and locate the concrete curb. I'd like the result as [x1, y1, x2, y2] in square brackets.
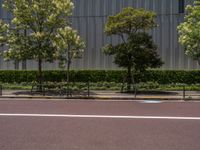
[0, 95, 198, 101]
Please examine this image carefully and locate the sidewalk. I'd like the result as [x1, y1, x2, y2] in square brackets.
[1, 90, 200, 100]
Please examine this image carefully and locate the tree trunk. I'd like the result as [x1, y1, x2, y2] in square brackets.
[38, 58, 43, 92]
[67, 60, 71, 84]
[66, 60, 71, 96]
[66, 46, 71, 96]
[127, 66, 132, 91]
[22, 60, 27, 70]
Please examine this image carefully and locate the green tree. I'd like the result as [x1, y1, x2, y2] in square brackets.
[103, 7, 163, 91]
[0, 0, 84, 91]
[178, 0, 200, 64]
[54, 26, 85, 90]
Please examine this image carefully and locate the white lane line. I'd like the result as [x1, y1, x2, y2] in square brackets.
[0, 113, 200, 120]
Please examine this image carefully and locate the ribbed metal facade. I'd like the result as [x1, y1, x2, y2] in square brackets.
[0, 0, 198, 70]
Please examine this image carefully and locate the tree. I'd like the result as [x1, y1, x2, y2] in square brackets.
[103, 7, 163, 91]
[0, 0, 84, 91]
[54, 26, 85, 91]
[178, 0, 200, 64]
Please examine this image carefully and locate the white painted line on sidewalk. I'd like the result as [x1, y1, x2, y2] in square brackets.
[0, 113, 200, 120]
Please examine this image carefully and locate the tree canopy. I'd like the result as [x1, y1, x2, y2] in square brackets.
[1, 0, 76, 61]
[178, 0, 200, 63]
[104, 32, 162, 72]
[105, 7, 157, 36]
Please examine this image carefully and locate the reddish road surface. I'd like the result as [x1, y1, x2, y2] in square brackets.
[0, 99, 200, 150]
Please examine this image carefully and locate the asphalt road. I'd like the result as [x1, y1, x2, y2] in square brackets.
[0, 99, 200, 150]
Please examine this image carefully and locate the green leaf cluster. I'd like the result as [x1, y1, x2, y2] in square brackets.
[178, 0, 200, 63]
[0, 20, 9, 44]
[54, 26, 85, 68]
[0, 0, 85, 64]
[105, 7, 157, 36]
[104, 32, 163, 72]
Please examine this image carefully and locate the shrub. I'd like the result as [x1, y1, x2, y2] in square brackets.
[0, 70, 200, 84]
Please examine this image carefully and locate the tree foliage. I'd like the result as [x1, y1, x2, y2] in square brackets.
[103, 7, 163, 90]
[104, 32, 163, 72]
[0, 20, 9, 44]
[178, 0, 200, 63]
[105, 7, 157, 36]
[2, 0, 75, 61]
[54, 27, 85, 69]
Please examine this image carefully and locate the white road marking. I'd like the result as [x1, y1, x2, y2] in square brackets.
[140, 100, 163, 104]
[0, 113, 200, 120]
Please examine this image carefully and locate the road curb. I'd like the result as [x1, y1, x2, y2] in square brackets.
[0, 95, 198, 101]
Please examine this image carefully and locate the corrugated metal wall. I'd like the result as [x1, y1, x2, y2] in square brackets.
[0, 0, 198, 70]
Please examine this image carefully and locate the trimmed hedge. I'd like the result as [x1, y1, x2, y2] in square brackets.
[0, 70, 125, 83]
[0, 70, 200, 84]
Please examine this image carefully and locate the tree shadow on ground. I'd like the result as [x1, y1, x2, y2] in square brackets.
[121, 91, 179, 95]
[13, 90, 95, 97]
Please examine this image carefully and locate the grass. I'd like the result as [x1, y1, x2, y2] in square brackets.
[2, 83, 32, 90]
[1, 82, 200, 91]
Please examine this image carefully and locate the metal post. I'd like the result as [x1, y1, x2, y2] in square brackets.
[87, 81, 90, 97]
[183, 85, 185, 100]
[0, 85, 2, 96]
[134, 84, 137, 98]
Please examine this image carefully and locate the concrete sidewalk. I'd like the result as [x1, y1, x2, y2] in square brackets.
[1, 90, 200, 100]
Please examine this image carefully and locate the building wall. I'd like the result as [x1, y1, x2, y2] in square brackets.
[0, 0, 198, 70]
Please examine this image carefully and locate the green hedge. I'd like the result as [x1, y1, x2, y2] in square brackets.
[0, 70, 200, 84]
